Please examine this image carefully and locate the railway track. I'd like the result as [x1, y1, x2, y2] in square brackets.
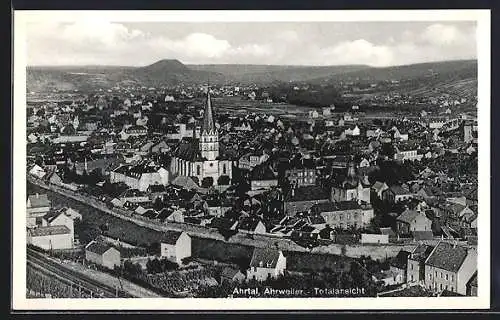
[27, 248, 134, 298]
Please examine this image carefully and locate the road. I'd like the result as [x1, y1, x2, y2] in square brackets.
[27, 247, 134, 298]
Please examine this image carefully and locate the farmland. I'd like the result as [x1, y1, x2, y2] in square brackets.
[27, 264, 93, 298]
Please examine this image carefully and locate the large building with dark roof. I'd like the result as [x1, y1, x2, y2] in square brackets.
[169, 90, 233, 186]
[423, 241, 477, 295]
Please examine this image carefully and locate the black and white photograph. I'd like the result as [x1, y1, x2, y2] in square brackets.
[12, 10, 491, 310]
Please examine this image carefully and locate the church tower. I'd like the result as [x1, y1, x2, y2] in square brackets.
[200, 88, 219, 161]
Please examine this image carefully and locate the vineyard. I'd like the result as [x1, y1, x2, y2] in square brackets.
[130, 266, 219, 297]
[27, 265, 99, 298]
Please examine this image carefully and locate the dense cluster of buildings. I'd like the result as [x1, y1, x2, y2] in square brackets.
[26, 81, 478, 296]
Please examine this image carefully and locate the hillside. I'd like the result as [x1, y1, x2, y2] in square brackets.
[187, 64, 370, 83]
[26, 59, 224, 92]
[26, 59, 477, 93]
[312, 60, 477, 83]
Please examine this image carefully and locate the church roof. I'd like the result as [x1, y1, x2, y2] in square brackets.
[201, 90, 216, 134]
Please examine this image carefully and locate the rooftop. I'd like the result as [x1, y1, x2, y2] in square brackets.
[425, 241, 470, 273]
[86, 240, 116, 255]
[161, 230, 185, 245]
[29, 225, 70, 237]
[249, 248, 282, 268]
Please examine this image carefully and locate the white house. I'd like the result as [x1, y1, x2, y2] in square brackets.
[160, 231, 191, 265]
[27, 193, 51, 228]
[85, 240, 121, 269]
[43, 210, 75, 234]
[27, 225, 73, 250]
[29, 164, 46, 179]
[246, 248, 286, 281]
[110, 162, 169, 192]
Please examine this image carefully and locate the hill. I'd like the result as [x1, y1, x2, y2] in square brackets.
[26, 59, 477, 93]
[188, 64, 370, 83]
[26, 59, 224, 92]
[311, 60, 477, 83]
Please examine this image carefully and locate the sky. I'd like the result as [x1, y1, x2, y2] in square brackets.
[25, 20, 477, 67]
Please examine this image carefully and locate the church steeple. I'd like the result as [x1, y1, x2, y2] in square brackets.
[202, 86, 216, 135]
[199, 84, 219, 161]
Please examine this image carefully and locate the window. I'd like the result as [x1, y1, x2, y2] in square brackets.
[223, 164, 227, 174]
[435, 271, 438, 277]
[411, 275, 414, 281]
[410, 264, 413, 270]
[440, 284, 443, 290]
[429, 274, 432, 279]
[446, 274, 448, 280]
[451, 275, 454, 281]
[451, 286, 454, 292]
[441, 272, 443, 279]
[197, 165, 200, 175]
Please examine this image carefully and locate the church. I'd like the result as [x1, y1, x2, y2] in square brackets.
[169, 89, 233, 186]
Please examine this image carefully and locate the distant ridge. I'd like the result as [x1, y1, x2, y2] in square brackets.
[26, 58, 477, 92]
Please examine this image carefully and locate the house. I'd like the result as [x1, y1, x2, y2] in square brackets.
[466, 271, 478, 296]
[310, 201, 374, 230]
[246, 248, 286, 281]
[85, 240, 121, 269]
[29, 164, 46, 179]
[238, 151, 269, 170]
[27, 193, 51, 214]
[110, 162, 169, 192]
[160, 231, 191, 265]
[390, 250, 410, 284]
[371, 181, 389, 199]
[166, 209, 185, 223]
[26, 193, 51, 227]
[424, 241, 477, 295]
[407, 243, 435, 284]
[250, 164, 278, 191]
[238, 217, 267, 234]
[285, 162, 317, 187]
[383, 185, 414, 203]
[27, 225, 73, 250]
[43, 210, 75, 234]
[284, 185, 330, 216]
[396, 209, 432, 235]
[221, 267, 245, 283]
[394, 145, 420, 162]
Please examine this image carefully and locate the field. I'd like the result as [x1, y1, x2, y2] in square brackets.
[27, 264, 93, 298]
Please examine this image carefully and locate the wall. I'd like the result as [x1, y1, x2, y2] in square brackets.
[102, 248, 121, 269]
[175, 233, 192, 264]
[457, 249, 477, 295]
[361, 234, 389, 244]
[29, 233, 73, 250]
